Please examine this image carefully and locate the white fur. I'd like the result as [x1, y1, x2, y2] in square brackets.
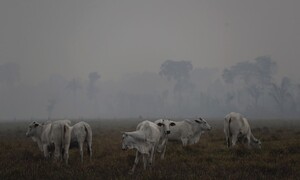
[224, 112, 261, 149]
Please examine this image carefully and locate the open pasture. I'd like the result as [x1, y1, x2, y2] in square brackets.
[0, 118, 299, 179]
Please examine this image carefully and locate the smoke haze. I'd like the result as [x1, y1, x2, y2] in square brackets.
[1, 0, 300, 119]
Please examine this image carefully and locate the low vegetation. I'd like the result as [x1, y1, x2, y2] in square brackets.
[0, 119, 299, 179]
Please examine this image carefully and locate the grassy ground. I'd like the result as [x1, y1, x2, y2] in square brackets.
[0, 118, 299, 179]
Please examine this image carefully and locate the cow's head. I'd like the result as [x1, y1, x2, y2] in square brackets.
[121, 133, 136, 150]
[194, 117, 212, 131]
[251, 138, 262, 149]
[156, 119, 176, 135]
[26, 121, 40, 137]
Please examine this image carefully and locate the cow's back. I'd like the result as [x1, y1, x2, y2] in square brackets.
[71, 121, 92, 142]
[50, 122, 64, 146]
[168, 120, 193, 140]
[137, 121, 160, 143]
[41, 123, 52, 144]
[225, 112, 249, 135]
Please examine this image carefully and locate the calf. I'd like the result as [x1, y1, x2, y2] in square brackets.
[122, 120, 173, 174]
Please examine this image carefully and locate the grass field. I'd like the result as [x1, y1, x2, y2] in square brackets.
[0, 118, 299, 179]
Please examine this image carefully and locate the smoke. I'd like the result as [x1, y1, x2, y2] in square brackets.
[0, 58, 300, 120]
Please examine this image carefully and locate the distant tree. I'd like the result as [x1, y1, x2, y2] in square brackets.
[268, 77, 293, 115]
[160, 60, 193, 82]
[87, 72, 101, 117]
[222, 56, 277, 110]
[222, 56, 276, 85]
[247, 85, 262, 107]
[159, 60, 194, 113]
[159, 60, 193, 93]
[255, 56, 277, 84]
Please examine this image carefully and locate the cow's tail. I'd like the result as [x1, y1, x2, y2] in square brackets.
[228, 118, 232, 137]
[63, 124, 71, 148]
[224, 117, 232, 147]
[63, 124, 71, 164]
[227, 118, 232, 147]
[84, 123, 92, 159]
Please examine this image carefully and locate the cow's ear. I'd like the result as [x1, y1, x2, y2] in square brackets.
[122, 133, 128, 138]
[157, 122, 164, 126]
[170, 122, 176, 126]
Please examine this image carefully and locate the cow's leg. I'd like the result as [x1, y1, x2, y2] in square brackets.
[53, 143, 61, 161]
[87, 141, 92, 161]
[246, 135, 251, 148]
[79, 142, 84, 163]
[227, 137, 231, 148]
[149, 146, 155, 166]
[142, 154, 148, 170]
[43, 144, 50, 158]
[129, 151, 140, 174]
[181, 138, 189, 146]
[160, 139, 169, 159]
[231, 135, 238, 147]
[225, 134, 231, 148]
[181, 138, 188, 146]
[64, 143, 70, 165]
[161, 144, 166, 160]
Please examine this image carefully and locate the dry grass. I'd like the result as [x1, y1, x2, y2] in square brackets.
[0, 119, 299, 179]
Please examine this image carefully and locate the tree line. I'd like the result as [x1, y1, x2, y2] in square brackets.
[0, 57, 299, 120]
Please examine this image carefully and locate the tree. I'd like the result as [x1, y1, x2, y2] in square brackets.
[268, 77, 293, 116]
[222, 56, 277, 110]
[222, 56, 276, 85]
[87, 72, 101, 117]
[159, 60, 193, 93]
[159, 60, 194, 114]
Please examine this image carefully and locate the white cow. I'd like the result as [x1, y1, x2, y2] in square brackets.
[26, 119, 72, 164]
[153, 119, 176, 159]
[224, 112, 261, 148]
[69, 121, 92, 162]
[168, 118, 212, 146]
[122, 120, 174, 174]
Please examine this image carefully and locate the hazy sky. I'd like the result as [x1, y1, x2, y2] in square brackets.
[1, 0, 300, 84]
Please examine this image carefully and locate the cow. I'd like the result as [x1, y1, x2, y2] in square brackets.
[26, 119, 72, 164]
[153, 119, 176, 159]
[168, 117, 212, 146]
[69, 121, 92, 162]
[122, 120, 174, 174]
[224, 112, 261, 149]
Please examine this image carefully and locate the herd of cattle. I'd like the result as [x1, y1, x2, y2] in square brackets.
[25, 112, 261, 174]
